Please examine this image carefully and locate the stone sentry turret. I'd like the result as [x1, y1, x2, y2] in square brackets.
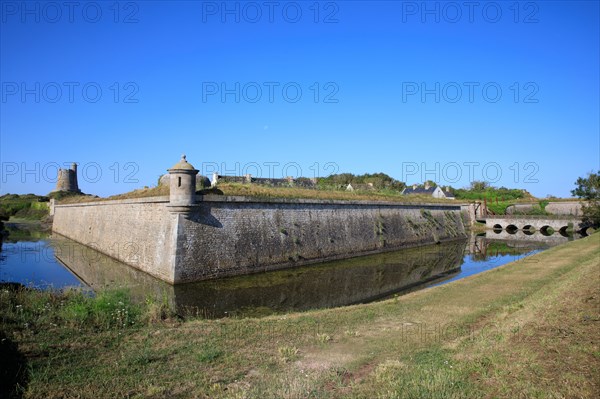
[53, 163, 81, 193]
[158, 172, 211, 189]
[167, 154, 199, 213]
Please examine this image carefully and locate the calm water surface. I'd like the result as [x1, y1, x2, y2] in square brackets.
[0, 223, 581, 317]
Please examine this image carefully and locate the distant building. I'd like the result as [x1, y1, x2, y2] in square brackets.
[346, 183, 374, 191]
[402, 183, 454, 199]
[53, 163, 81, 193]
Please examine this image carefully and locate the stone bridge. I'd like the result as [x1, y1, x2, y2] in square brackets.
[477, 215, 586, 236]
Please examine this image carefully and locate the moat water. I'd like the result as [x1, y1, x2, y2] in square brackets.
[0, 222, 582, 318]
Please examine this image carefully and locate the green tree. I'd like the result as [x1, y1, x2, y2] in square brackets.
[571, 171, 600, 227]
[469, 180, 489, 191]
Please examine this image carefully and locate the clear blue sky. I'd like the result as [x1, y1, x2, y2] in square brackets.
[1, 0, 598, 197]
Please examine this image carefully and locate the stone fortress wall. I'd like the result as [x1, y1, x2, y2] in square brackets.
[176, 196, 468, 282]
[53, 195, 469, 284]
[52, 197, 177, 282]
[52, 156, 470, 284]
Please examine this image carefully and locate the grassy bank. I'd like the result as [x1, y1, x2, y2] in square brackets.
[0, 194, 50, 223]
[1, 235, 598, 398]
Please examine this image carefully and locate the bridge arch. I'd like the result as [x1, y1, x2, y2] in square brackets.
[482, 216, 583, 237]
[522, 225, 535, 235]
[506, 224, 518, 234]
[558, 226, 570, 237]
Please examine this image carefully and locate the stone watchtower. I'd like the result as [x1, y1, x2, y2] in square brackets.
[167, 154, 198, 212]
[53, 163, 81, 193]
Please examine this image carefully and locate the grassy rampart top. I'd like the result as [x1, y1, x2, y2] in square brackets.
[54, 183, 580, 207]
[56, 183, 460, 205]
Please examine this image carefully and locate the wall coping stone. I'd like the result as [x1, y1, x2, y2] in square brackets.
[199, 195, 467, 208]
[55, 194, 469, 209]
[54, 196, 170, 207]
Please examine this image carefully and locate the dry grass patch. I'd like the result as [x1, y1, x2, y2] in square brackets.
[462, 246, 600, 398]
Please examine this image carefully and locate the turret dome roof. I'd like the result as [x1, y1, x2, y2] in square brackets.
[169, 154, 197, 171]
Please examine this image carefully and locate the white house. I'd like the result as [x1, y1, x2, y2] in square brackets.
[401, 183, 455, 199]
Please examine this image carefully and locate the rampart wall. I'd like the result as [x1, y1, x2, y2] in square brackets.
[53, 196, 468, 283]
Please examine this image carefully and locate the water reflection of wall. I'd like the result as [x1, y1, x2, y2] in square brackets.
[466, 230, 577, 261]
[51, 235, 465, 318]
[49, 236, 176, 309]
[174, 240, 466, 317]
